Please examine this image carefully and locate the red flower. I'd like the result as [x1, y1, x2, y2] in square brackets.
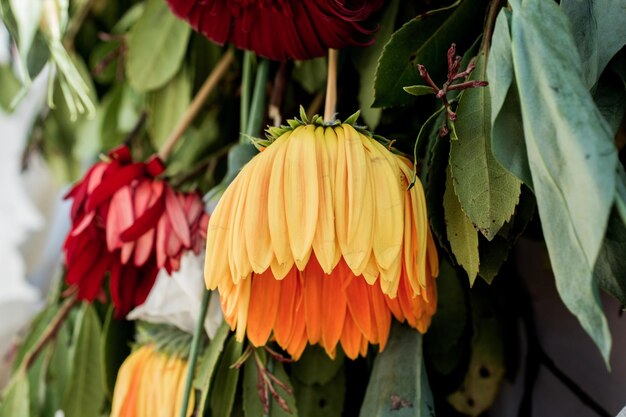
[165, 0, 383, 61]
[63, 145, 209, 316]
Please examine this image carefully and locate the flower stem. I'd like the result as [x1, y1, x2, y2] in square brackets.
[159, 49, 235, 161]
[324, 48, 339, 123]
[20, 293, 79, 372]
[178, 289, 211, 417]
[245, 59, 270, 138]
[240, 51, 255, 139]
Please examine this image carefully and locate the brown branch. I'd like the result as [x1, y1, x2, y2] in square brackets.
[323, 48, 339, 122]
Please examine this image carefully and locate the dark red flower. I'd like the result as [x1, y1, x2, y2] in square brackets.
[164, 0, 383, 61]
[63, 145, 209, 316]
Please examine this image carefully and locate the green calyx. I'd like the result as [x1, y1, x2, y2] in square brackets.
[134, 321, 199, 359]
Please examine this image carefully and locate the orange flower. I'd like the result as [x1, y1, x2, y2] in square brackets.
[205, 113, 439, 360]
[110, 344, 194, 417]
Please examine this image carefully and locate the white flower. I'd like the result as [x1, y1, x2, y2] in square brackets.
[127, 252, 223, 339]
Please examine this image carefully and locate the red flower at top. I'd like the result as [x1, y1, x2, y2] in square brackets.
[165, 0, 383, 61]
[64, 145, 208, 316]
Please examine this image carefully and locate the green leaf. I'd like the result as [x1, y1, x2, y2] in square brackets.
[12, 304, 60, 372]
[477, 187, 536, 284]
[444, 167, 480, 284]
[352, 0, 400, 128]
[595, 210, 626, 306]
[292, 58, 327, 94]
[126, 0, 191, 92]
[100, 306, 133, 400]
[0, 373, 30, 417]
[293, 371, 345, 417]
[447, 287, 505, 416]
[593, 67, 626, 135]
[195, 322, 230, 417]
[451, 51, 522, 240]
[424, 258, 470, 377]
[359, 323, 434, 417]
[62, 303, 105, 417]
[561, 0, 626, 89]
[510, 0, 617, 362]
[9, 0, 42, 80]
[291, 346, 344, 386]
[373, 0, 487, 108]
[0, 64, 21, 111]
[243, 352, 298, 417]
[148, 65, 191, 148]
[487, 11, 532, 188]
[210, 337, 243, 417]
[403, 85, 434, 97]
[42, 323, 70, 417]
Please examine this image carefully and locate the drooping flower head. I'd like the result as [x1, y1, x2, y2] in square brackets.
[205, 111, 439, 360]
[64, 145, 209, 316]
[110, 343, 194, 417]
[165, 0, 384, 60]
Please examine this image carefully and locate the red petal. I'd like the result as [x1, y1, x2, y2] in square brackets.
[165, 186, 191, 247]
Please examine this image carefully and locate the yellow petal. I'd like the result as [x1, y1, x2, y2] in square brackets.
[312, 126, 337, 273]
[284, 125, 319, 269]
[205, 174, 244, 289]
[366, 138, 404, 271]
[235, 277, 252, 342]
[268, 132, 293, 265]
[335, 126, 372, 274]
[228, 162, 254, 284]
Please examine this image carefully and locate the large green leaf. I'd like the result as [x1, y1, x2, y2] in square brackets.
[294, 371, 345, 417]
[62, 304, 105, 417]
[126, 0, 191, 92]
[352, 0, 400, 128]
[210, 337, 243, 417]
[291, 346, 344, 386]
[510, 0, 617, 362]
[42, 323, 70, 417]
[373, 0, 487, 108]
[451, 50, 522, 240]
[561, 0, 626, 89]
[148, 65, 191, 148]
[359, 323, 435, 417]
[444, 167, 480, 284]
[195, 322, 230, 417]
[0, 373, 30, 417]
[487, 11, 532, 188]
[292, 58, 327, 94]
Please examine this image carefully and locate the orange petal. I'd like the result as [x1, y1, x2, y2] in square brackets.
[369, 285, 391, 351]
[247, 270, 281, 346]
[340, 312, 361, 360]
[321, 270, 346, 357]
[273, 268, 299, 347]
[302, 257, 324, 344]
[344, 276, 373, 342]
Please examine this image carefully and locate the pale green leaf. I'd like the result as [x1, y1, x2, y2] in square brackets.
[510, 0, 616, 362]
[126, 0, 191, 92]
[292, 58, 327, 94]
[62, 303, 105, 417]
[444, 167, 480, 284]
[595, 210, 626, 306]
[359, 323, 434, 417]
[148, 66, 191, 148]
[561, 0, 626, 89]
[403, 85, 434, 97]
[210, 337, 243, 417]
[9, 0, 42, 80]
[194, 322, 230, 417]
[0, 373, 30, 417]
[451, 50, 521, 240]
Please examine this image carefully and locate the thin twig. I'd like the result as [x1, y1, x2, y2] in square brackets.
[324, 48, 339, 122]
[21, 294, 79, 371]
[159, 49, 235, 160]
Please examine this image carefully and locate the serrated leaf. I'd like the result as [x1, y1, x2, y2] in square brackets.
[561, 0, 626, 89]
[451, 51, 521, 240]
[444, 167, 479, 284]
[487, 11, 532, 188]
[126, 0, 191, 92]
[510, 0, 616, 363]
[62, 303, 105, 417]
[359, 323, 434, 417]
[195, 322, 230, 417]
[291, 346, 344, 386]
[373, 0, 487, 108]
[447, 288, 505, 416]
[0, 373, 30, 417]
[294, 371, 344, 417]
[403, 85, 434, 97]
[148, 65, 191, 148]
[352, 0, 400, 128]
[210, 337, 243, 417]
